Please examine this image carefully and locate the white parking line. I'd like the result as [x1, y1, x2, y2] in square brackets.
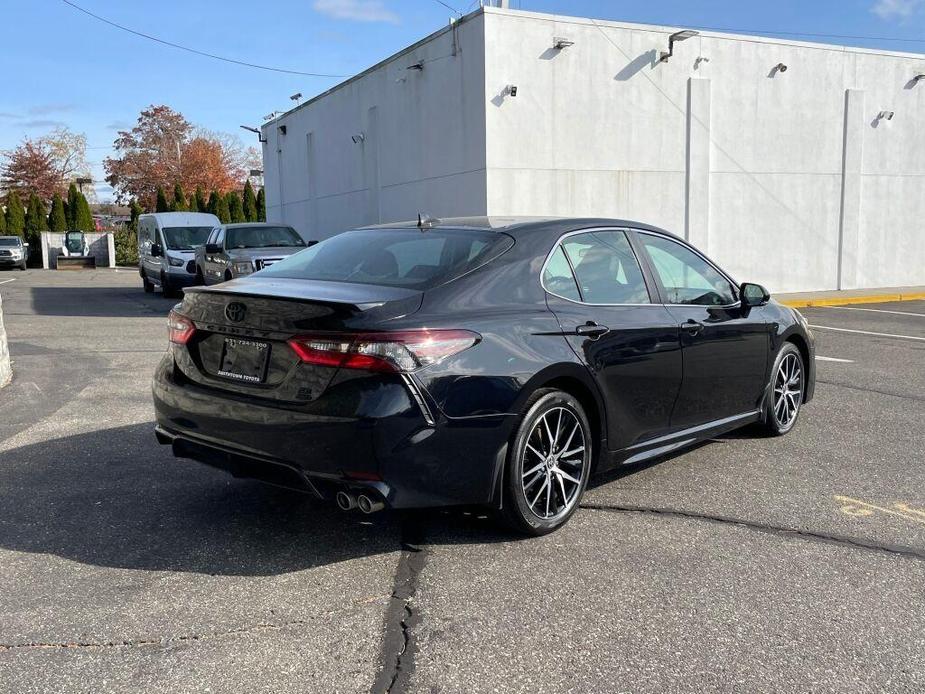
[815, 356, 854, 363]
[820, 306, 925, 318]
[808, 324, 925, 342]
[0, 278, 17, 285]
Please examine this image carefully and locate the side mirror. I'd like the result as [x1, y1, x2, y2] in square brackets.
[740, 282, 770, 307]
[151, 243, 163, 257]
[23, 242, 29, 247]
[205, 243, 221, 254]
[307, 240, 319, 247]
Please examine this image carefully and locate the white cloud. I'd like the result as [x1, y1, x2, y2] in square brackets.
[313, 0, 399, 23]
[872, 0, 924, 20]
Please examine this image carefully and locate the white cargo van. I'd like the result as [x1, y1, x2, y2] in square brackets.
[137, 212, 220, 297]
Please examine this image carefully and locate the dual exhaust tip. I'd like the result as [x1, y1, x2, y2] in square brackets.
[336, 490, 385, 514]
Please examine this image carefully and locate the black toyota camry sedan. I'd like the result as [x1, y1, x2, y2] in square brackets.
[153, 217, 814, 535]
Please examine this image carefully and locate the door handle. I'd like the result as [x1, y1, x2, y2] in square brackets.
[576, 323, 609, 338]
[681, 319, 704, 336]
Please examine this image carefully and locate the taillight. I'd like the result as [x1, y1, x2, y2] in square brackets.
[288, 330, 480, 373]
[167, 310, 196, 345]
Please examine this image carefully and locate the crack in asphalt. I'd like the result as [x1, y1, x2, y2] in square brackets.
[816, 378, 925, 403]
[372, 516, 428, 694]
[580, 503, 925, 562]
[0, 597, 387, 652]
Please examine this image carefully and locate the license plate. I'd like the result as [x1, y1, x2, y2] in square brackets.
[218, 338, 270, 383]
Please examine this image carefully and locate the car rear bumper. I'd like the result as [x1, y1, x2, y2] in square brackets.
[152, 354, 515, 509]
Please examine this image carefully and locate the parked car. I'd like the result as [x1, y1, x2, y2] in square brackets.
[153, 217, 815, 535]
[194, 223, 307, 285]
[0, 236, 28, 270]
[138, 212, 221, 297]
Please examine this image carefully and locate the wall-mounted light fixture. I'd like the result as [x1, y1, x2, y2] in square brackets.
[659, 30, 699, 63]
[240, 125, 267, 143]
[774, 63, 788, 73]
[912, 74, 925, 85]
[694, 56, 710, 69]
[263, 111, 281, 121]
[553, 37, 574, 50]
[878, 110, 895, 121]
[290, 92, 303, 103]
[406, 61, 424, 71]
[504, 84, 518, 97]
[351, 132, 366, 144]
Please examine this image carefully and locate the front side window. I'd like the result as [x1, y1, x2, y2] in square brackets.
[640, 234, 736, 306]
[162, 226, 213, 251]
[557, 230, 650, 304]
[226, 225, 305, 249]
[258, 229, 514, 290]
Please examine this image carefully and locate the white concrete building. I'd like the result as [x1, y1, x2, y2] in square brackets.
[261, 6, 925, 293]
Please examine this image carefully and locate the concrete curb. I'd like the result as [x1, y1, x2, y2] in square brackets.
[779, 291, 925, 308]
[0, 294, 10, 389]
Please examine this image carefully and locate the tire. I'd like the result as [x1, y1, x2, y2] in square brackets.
[762, 342, 805, 436]
[500, 389, 592, 536]
[223, 270, 233, 283]
[142, 274, 154, 293]
[161, 272, 180, 299]
[19, 262, 26, 271]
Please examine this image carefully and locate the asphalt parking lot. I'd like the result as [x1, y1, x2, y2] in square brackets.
[1, 269, 923, 693]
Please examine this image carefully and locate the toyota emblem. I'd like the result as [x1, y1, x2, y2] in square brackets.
[225, 302, 246, 323]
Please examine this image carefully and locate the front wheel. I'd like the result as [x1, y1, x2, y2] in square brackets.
[501, 390, 592, 536]
[161, 272, 180, 299]
[142, 273, 154, 293]
[762, 342, 805, 435]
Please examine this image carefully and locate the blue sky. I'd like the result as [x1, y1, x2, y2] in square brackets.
[3, 0, 924, 202]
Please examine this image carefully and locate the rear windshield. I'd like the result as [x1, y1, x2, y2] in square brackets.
[0, 238, 21, 247]
[227, 225, 304, 249]
[163, 226, 213, 251]
[257, 228, 514, 290]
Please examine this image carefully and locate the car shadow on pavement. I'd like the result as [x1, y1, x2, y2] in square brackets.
[0, 423, 410, 576]
[0, 422, 524, 576]
[26, 286, 174, 318]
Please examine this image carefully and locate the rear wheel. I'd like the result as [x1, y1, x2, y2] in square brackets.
[762, 342, 804, 435]
[501, 390, 591, 536]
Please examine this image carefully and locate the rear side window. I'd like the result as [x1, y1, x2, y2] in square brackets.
[257, 229, 514, 290]
[547, 230, 650, 304]
[542, 246, 581, 301]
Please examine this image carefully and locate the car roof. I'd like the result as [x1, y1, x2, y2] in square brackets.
[140, 212, 220, 224]
[221, 222, 293, 229]
[359, 216, 681, 240]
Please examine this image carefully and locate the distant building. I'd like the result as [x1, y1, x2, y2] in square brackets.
[261, 5, 925, 292]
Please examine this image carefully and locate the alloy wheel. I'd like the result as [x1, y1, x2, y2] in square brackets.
[773, 352, 803, 428]
[520, 406, 587, 521]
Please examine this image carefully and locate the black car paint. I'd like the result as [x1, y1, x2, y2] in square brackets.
[153, 217, 815, 510]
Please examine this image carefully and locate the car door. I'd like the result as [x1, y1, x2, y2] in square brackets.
[140, 219, 157, 280]
[633, 231, 769, 429]
[543, 228, 683, 451]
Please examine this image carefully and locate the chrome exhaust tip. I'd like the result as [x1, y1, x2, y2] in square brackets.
[357, 494, 385, 514]
[336, 491, 357, 511]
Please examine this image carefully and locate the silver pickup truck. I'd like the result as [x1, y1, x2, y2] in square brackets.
[194, 223, 308, 285]
[0, 236, 29, 270]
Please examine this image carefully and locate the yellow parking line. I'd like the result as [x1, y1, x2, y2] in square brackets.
[835, 496, 925, 525]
